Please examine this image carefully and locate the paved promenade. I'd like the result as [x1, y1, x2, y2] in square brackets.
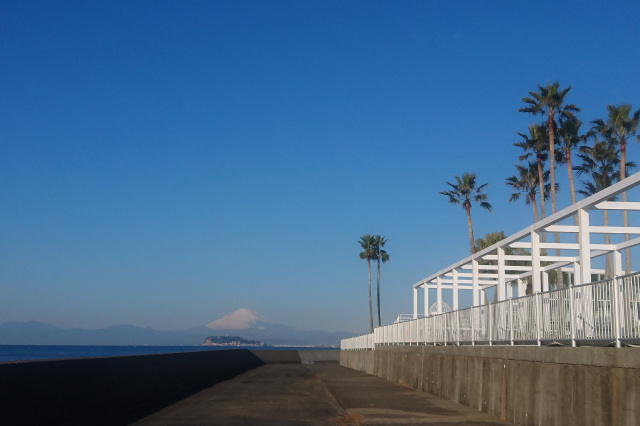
[134, 362, 510, 425]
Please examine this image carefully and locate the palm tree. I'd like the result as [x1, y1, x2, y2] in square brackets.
[372, 235, 389, 327]
[514, 124, 549, 220]
[575, 139, 635, 278]
[592, 104, 640, 273]
[440, 173, 492, 254]
[506, 162, 550, 223]
[358, 235, 376, 333]
[519, 82, 580, 215]
[557, 117, 589, 207]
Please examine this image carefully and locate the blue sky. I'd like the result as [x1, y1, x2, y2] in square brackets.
[1, 1, 640, 334]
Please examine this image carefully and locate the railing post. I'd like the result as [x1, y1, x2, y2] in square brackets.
[411, 320, 415, 346]
[569, 284, 576, 347]
[471, 306, 475, 346]
[456, 310, 460, 346]
[423, 316, 428, 345]
[488, 303, 493, 346]
[443, 313, 447, 346]
[535, 292, 542, 347]
[509, 298, 514, 346]
[433, 315, 437, 346]
[612, 276, 622, 348]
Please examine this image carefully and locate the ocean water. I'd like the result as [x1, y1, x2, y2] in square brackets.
[0, 345, 333, 362]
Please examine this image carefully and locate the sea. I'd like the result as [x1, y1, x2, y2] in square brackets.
[0, 345, 337, 363]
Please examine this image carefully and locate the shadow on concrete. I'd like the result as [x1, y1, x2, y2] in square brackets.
[0, 349, 267, 425]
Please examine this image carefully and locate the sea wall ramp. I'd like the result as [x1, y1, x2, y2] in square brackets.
[341, 345, 640, 425]
[0, 349, 338, 425]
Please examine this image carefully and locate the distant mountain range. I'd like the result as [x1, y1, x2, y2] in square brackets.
[0, 309, 353, 347]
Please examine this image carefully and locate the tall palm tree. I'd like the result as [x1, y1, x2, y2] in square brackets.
[372, 235, 389, 327]
[592, 104, 640, 273]
[358, 235, 376, 333]
[575, 140, 635, 278]
[506, 162, 550, 223]
[519, 82, 580, 215]
[520, 83, 578, 287]
[440, 173, 492, 254]
[557, 117, 589, 207]
[514, 124, 549, 220]
[557, 117, 589, 249]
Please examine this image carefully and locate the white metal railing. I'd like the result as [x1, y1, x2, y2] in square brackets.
[341, 272, 640, 350]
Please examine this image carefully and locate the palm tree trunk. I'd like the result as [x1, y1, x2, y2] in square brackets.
[622, 191, 630, 274]
[465, 203, 475, 254]
[548, 112, 563, 287]
[368, 259, 373, 333]
[548, 112, 556, 214]
[567, 155, 577, 206]
[530, 193, 539, 223]
[537, 156, 546, 220]
[536, 157, 547, 253]
[620, 140, 630, 274]
[376, 258, 381, 327]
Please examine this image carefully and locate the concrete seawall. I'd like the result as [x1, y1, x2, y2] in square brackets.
[0, 349, 338, 425]
[341, 345, 640, 425]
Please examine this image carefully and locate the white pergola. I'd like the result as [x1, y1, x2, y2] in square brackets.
[413, 171, 640, 318]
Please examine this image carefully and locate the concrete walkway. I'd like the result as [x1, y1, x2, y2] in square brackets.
[133, 363, 511, 425]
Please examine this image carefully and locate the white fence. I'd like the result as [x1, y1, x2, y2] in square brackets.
[341, 272, 640, 350]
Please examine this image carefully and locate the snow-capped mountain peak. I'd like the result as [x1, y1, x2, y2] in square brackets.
[205, 308, 270, 330]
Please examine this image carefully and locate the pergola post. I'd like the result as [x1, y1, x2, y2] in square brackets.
[613, 250, 622, 277]
[497, 247, 506, 301]
[413, 287, 418, 319]
[436, 276, 443, 314]
[573, 261, 580, 286]
[531, 230, 541, 292]
[578, 208, 591, 285]
[424, 283, 429, 317]
[472, 259, 479, 306]
[452, 269, 459, 310]
[517, 278, 525, 297]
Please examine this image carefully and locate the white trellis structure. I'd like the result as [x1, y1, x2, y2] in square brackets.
[342, 171, 640, 350]
[413, 171, 640, 318]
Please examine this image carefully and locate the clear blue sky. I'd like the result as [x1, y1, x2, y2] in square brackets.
[2, 1, 639, 334]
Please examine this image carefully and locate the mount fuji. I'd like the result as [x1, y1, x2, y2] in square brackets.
[0, 309, 353, 346]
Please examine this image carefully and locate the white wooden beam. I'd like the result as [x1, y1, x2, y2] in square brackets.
[593, 201, 640, 211]
[615, 236, 640, 251]
[544, 225, 578, 233]
[589, 226, 640, 234]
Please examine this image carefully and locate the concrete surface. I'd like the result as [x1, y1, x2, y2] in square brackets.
[134, 362, 511, 425]
[0, 349, 339, 425]
[341, 346, 640, 426]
